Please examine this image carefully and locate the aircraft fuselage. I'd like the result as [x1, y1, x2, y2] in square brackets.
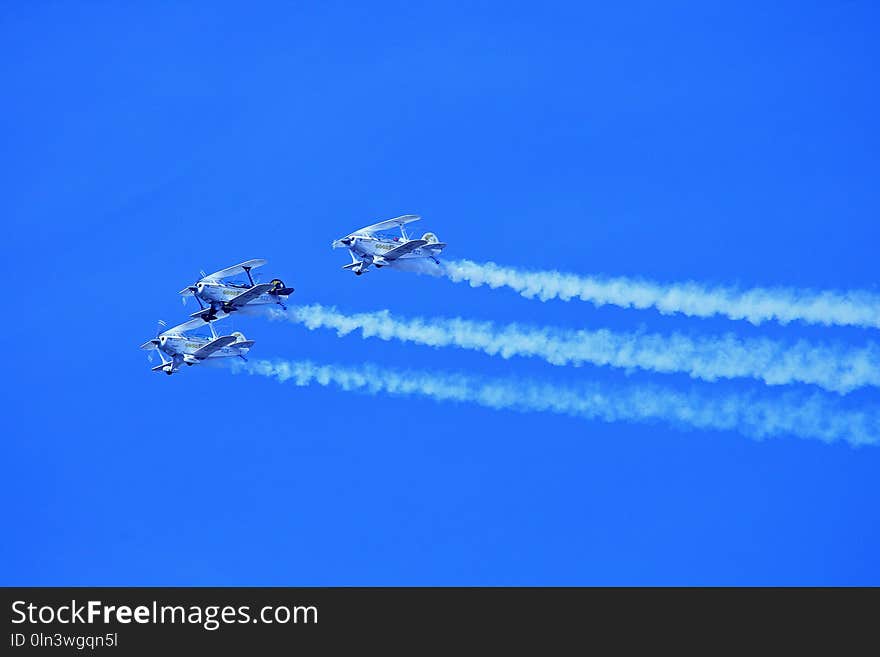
[194, 282, 291, 311]
[349, 236, 437, 262]
[158, 334, 251, 361]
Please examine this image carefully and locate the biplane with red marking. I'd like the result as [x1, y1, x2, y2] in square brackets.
[179, 259, 294, 321]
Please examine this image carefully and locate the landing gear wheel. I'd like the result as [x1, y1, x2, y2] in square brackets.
[355, 271, 363, 276]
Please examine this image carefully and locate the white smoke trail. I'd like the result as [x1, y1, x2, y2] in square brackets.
[440, 259, 880, 329]
[232, 358, 879, 446]
[269, 305, 880, 394]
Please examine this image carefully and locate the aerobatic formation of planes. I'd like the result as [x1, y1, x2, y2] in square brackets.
[142, 215, 445, 374]
[141, 259, 294, 375]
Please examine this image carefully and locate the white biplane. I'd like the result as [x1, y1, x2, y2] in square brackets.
[179, 259, 294, 321]
[332, 215, 446, 275]
[140, 318, 254, 375]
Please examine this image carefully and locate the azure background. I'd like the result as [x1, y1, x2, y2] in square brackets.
[2, 1, 878, 584]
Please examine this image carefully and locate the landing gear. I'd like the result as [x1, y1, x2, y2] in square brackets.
[165, 370, 173, 376]
[355, 270, 363, 276]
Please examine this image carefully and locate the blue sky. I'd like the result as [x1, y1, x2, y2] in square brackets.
[2, 2, 878, 584]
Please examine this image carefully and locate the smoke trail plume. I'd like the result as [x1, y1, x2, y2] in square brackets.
[233, 358, 879, 446]
[439, 260, 880, 329]
[269, 305, 880, 394]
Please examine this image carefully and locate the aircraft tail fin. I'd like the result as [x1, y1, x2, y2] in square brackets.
[269, 279, 295, 296]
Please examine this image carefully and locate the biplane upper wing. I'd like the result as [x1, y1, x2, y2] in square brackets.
[382, 239, 428, 260]
[191, 335, 237, 360]
[202, 259, 268, 282]
[161, 318, 212, 336]
[353, 214, 421, 236]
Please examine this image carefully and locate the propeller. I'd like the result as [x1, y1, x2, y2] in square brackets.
[182, 270, 207, 307]
[144, 320, 166, 363]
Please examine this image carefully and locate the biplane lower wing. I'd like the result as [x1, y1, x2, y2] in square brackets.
[383, 239, 428, 260]
[190, 308, 230, 321]
[226, 283, 273, 308]
[192, 335, 237, 359]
